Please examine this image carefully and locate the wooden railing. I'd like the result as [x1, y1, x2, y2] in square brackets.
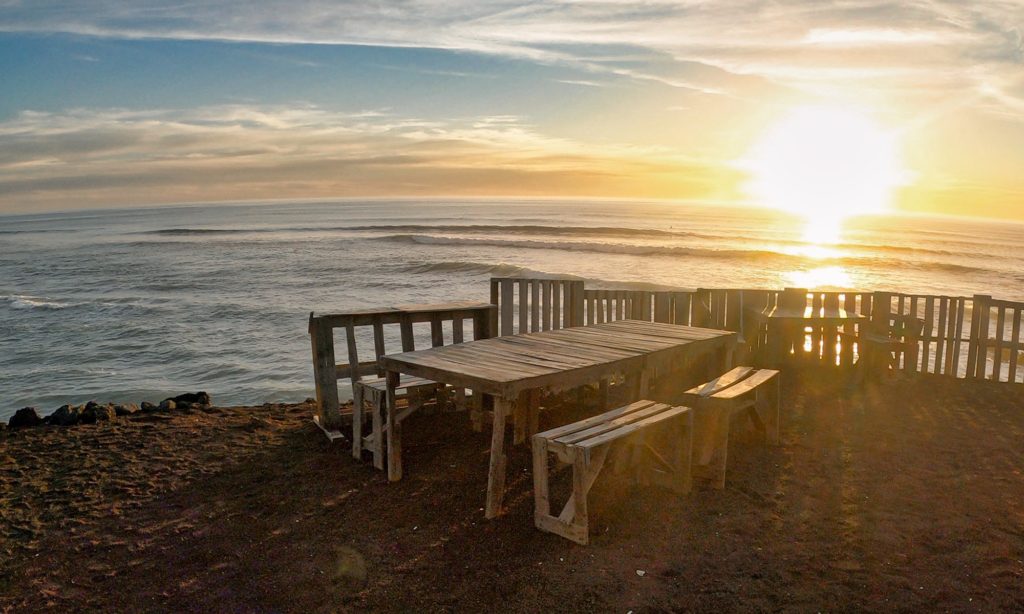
[308, 302, 496, 430]
[489, 278, 1024, 384]
[968, 295, 1024, 382]
[489, 278, 585, 336]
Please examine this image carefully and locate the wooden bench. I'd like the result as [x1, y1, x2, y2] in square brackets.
[681, 366, 780, 490]
[531, 400, 694, 545]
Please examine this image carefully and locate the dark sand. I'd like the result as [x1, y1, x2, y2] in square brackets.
[2, 371, 1023, 612]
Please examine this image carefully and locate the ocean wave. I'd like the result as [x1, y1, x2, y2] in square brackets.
[3, 294, 72, 310]
[399, 261, 583, 279]
[144, 228, 250, 235]
[379, 234, 992, 276]
[382, 233, 797, 259]
[135, 224, 973, 260]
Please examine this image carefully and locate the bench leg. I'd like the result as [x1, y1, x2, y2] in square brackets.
[385, 371, 402, 481]
[713, 410, 730, 489]
[532, 436, 550, 518]
[570, 453, 590, 542]
[352, 384, 364, 459]
[676, 410, 694, 494]
[534, 445, 608, 545]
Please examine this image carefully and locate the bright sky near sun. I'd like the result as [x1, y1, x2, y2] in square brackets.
[1, 1, 1023, 220]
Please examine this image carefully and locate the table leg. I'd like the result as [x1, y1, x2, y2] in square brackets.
[766, 320, 780, 366]
[485, 394, 514, 519]
[385, 370, 402, 482]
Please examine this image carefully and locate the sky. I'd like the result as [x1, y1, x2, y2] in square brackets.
[1, 1, 1022, 219]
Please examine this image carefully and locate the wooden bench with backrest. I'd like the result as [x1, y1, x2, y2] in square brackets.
[307, 302, 496, 469]
[680, 366, 781, 490]
[531, 400, 694, 545]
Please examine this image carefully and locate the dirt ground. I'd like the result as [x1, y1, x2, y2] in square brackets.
[2, 370, 1023, 613]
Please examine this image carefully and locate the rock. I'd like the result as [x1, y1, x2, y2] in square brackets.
[48, 404, 82, 427]
[166, 392, 211, 407]
[8, 407, 43, 428]
[159, 400, 176, 411]
[81, 403, 116, 423]
[114, 403, 139, 416]
[140, 401, 157, 413]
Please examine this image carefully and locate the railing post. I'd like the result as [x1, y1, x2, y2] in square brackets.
[309, 313, 341, 431]
[691, 289, 710, 327]
[474, 305, 496, 340]
[489, 278, 500, 336]
[570, 280, 585, 327]
[969, 295, 992, 379]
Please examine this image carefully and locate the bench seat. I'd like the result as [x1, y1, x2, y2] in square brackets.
[532, 400, 693, 545]
[681, 366, 781, 489]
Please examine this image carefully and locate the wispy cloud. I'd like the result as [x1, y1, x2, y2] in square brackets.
[2, 1, 1019, 113]
[0, 104, 739, 211]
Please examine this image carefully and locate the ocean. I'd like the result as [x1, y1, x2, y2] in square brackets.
[2, 198, 1022, 420]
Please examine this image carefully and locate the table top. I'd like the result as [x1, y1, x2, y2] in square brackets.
[764, 306, 868, 323]
[378, 320, 736, 397]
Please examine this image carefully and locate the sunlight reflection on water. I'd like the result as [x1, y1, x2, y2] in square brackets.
[787, 265, 852, 289]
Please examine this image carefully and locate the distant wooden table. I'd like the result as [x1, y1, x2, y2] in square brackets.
[761, 305, 867, 365]
[378, 320, 737, 518]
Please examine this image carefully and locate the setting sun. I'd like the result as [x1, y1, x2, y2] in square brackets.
[741, 105, 909, 242]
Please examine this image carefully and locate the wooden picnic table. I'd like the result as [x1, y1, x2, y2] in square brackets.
[378, 319, 737, 518]
[760, 305, 868, 365]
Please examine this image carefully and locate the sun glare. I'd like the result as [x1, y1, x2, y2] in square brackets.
[741, 105, 908, 243]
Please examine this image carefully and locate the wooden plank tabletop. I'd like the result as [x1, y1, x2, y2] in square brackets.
[765, 305, 868, 323]
[378, 320, 736, 397]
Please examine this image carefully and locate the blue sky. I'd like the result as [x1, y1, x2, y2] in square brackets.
[1, 1, 1022, 218]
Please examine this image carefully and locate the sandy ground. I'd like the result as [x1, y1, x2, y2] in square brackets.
[2, 370, 1023, 613]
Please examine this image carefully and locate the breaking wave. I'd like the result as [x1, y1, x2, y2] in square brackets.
[4, 294, 72, 310]
[379, 234, 990, 275]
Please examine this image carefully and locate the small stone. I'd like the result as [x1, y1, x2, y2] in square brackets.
[159, 400, 176, 411]
[114, 403, 139, 416]
[84, 400, 100, 411]
[8, 407, 43, 428]
[635, 570, 646, 577]
[140, 401, 157, 413]
[48, 404, 82, 427]
[83, 404, 116, 422]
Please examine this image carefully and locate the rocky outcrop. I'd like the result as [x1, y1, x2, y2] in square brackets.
[48, 405, 82, 426]
[7, 392, 217, 429]
[8, 407, 43, 428]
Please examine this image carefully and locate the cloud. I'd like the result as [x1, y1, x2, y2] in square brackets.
[0, 104, 742, 211]
[2, 1, 1020, 113]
